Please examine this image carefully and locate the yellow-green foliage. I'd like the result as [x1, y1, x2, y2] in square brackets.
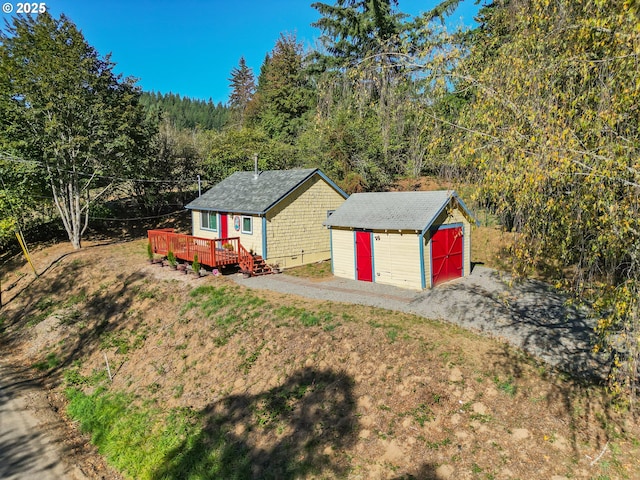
[444, 0, 640, 403]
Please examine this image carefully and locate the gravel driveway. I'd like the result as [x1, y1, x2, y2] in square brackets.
[234, 266, 607, 380]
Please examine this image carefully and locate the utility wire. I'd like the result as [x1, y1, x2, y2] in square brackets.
[89, 209, 188, 222]
[0, 151, 203, 185]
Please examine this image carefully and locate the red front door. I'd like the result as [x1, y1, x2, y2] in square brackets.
[355, 231, 373, 282]
[431, 226, 463, 286]
[220, 213, 228, 238]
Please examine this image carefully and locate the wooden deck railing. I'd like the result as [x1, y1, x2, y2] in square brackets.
[148, 229, 254, 273]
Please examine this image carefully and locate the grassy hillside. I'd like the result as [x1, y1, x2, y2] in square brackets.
[0, 238, 638, 479]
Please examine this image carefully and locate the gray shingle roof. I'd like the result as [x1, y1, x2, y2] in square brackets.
[186, 169, 345, 214]
[324, 191, 472, 231]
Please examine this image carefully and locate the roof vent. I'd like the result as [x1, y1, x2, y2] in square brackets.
[253, 153, 259, 180]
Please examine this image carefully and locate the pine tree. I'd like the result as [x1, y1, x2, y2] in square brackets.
[252, 34, 315, 142]
[311, 0, 403, 68]
[228, 57, 256, 127]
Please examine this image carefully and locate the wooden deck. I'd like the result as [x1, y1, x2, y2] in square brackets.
[147, 229, 254, 273]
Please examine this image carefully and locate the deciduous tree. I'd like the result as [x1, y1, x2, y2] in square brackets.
[0, 13, 151, 248]
[445, 0, 640, 403]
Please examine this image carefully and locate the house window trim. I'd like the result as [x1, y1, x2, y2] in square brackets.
[200, 211, 218, 232]
[241, 216, 253, 235]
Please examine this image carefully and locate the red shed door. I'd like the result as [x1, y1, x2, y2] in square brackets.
[355, 231, 373, 282]
[431, 226, 463, 286]
[220, 213, 228, 238]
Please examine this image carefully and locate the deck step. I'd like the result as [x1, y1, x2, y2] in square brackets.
[250, 255, 274, 276]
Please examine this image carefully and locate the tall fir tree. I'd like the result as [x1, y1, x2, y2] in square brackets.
[311, 0, 403, 68]
[227, 57, 256, 127]
[252, 34, 315, 142]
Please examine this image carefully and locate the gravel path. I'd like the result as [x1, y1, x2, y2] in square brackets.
[234, 266, 607, 380]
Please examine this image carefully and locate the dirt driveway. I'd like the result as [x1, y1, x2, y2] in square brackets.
[0, 363, 85, 480]
[235, 266, 607, 380]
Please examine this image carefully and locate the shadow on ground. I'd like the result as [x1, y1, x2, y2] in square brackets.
[0, 429, 60, 479]
[0, 363, 83, 479]
[152, 366, 438, 479]
[0, 252, 148, 386]
[413, 267, 608, 381]
[152, 368, 358, 479]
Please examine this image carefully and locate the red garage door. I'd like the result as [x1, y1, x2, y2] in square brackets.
[431, 226, 463, 286]
[355, 231, 373, 282]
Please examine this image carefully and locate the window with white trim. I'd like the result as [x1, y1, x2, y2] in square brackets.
[200, 211, 217, 231]
[241, 216, 253, 234]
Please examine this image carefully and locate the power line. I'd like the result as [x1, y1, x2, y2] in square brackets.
[89, 209, 189, 222]
[0, 151, 202, 185]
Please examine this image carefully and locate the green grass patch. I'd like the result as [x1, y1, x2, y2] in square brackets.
[33, 352, 61, 371]
[493, 375, 517, 397]
[64, 368, 89, 387]
[239, 342, 266, 374]
[400, 403, 434, 427]
[285, 260, 332, 279]
[274, 305, 334, 327]
[181, 285, 268, 344]
[65, 387, 252, 479]
[100, 329, 146, 355]
[252, 383, 311, 429]
[65, 288, 87, 307]
[26, 296, 58, 327]
[183, 285, 267, 318]
[425, 437, 451, 450]
[386, 327, 399, 343]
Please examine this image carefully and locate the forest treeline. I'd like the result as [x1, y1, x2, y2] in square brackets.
[139, 92, 229, 131]
[1, 1, 639, 402]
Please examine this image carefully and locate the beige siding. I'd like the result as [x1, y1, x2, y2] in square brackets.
[330, 228, 355, 280]
[373, 231, 423, 290]
[190, 211, 263, 255]
[191, 210, 218, 240]
[330, 203, 473, 290]
[266, 175, 346, 268]
[225, 214, 263, 256]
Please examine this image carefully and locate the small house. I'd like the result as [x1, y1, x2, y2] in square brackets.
[185, 168, 348, 269]
[324, 191, 477, 289]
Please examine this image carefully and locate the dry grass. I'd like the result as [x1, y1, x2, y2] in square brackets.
[1, 238, 639, 479]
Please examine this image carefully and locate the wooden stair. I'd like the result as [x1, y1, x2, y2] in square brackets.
[250, 254, 274, 276]
[147, 229, 276, 277]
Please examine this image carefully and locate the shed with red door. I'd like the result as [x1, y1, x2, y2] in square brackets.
[324, 191, 477, 290]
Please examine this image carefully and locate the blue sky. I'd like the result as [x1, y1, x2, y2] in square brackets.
[6, 0, 481, 104]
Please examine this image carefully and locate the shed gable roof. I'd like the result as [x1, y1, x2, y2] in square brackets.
[186, 168, 346, 215]
[324, 191, 475, 232]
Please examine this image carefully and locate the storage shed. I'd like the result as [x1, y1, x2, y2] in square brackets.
[185, 168, 348, 269]
[324, 191, 477, 290]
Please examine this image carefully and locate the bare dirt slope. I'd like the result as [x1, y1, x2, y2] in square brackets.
[1, 238, 639, 479]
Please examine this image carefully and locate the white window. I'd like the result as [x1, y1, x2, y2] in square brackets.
[200, 211, 217, 231]
[241, 216, 253, 234]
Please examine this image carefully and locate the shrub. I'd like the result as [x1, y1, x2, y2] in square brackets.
[167, 249, 177, 267]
